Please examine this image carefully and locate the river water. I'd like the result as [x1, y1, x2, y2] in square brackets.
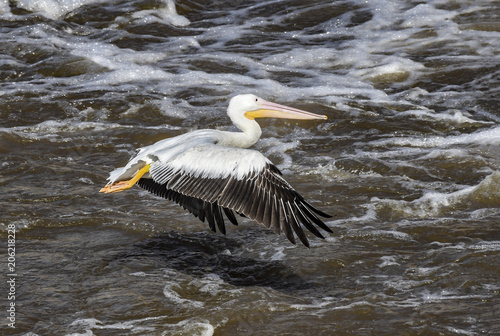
[1, 0, 499, 335]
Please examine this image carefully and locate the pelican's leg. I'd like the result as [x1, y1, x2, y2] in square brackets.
[99, 165, 151, 193]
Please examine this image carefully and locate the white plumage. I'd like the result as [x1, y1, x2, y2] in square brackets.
[101, 94, 331, 247]
[108, 132, 269, 183]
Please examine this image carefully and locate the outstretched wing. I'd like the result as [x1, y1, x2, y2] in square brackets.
[137, 143, 332, 247]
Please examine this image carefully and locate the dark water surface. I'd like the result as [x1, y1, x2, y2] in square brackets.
[1, 0, 500, 335]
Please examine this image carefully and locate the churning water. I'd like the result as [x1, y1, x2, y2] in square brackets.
[1, 0, 499, 335]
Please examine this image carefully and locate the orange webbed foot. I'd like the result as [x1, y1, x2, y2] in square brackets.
[99, 164, 151, 194]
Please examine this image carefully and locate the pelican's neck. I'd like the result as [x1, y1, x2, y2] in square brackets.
[220, 116, 262, 148]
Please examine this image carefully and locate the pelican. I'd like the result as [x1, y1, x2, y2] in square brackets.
[100, 94, 332, 247]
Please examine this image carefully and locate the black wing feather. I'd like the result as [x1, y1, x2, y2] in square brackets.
[279, 199, 295, 245]
[138, 161, 331, 247]
[286, 201, 309, 247]
[223, 207, 238, 226]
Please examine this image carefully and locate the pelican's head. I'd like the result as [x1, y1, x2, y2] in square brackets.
[228, 94, 327, 121]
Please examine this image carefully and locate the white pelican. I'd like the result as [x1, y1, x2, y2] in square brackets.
[100, 94, 332, 247]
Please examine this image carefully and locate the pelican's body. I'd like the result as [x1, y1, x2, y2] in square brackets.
[101, 94, 331, 247]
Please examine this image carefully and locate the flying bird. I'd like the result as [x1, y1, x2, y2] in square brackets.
[100, 94, 332, 247]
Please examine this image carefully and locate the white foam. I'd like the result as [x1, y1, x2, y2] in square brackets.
[444, 326, 476, 336]
[16, 0, 105, 20]
[4, 0, 495, 118]
[292, 299, 373, 312]
[163, 282, 204, 308]
[420, 148, 468, 160]
[346, 228, 414, 241]
[351, 58, 425, 83]
[290, 296, 337, 310]
[0, 118, 182, 144]
[373, 126, 500, 149]
[164, 319, 215, 336]
[262, 47, 340, 70]
[470, 208, 500, 220]
[257, 137, 299, 171]
[397, 108, 490, 126]
[421, 290, 489, 303]
[467, 241, 500, 252]
[130, 0, 190, 27]
[411, 266, 441, 277]
[68, 316, 166, 335]
[270, 246, 286, 261]
[15, 0, 189, 24]
[86, 67, 171, 86]
[0, 0, 11, 15]
[401, 3, 456, 28]
[3, 24, 174, 92]
[48, 37, 173, 86]
[384, 279, 433, 291]
[379, 256, 399, 268]
[197, 273, 225, 296]
[375, 171, 500, 219]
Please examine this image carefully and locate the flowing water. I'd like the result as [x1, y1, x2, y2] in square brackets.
[1, 0, 500, 335]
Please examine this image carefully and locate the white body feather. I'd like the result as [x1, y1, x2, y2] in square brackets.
[107, 129, 270, 184]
